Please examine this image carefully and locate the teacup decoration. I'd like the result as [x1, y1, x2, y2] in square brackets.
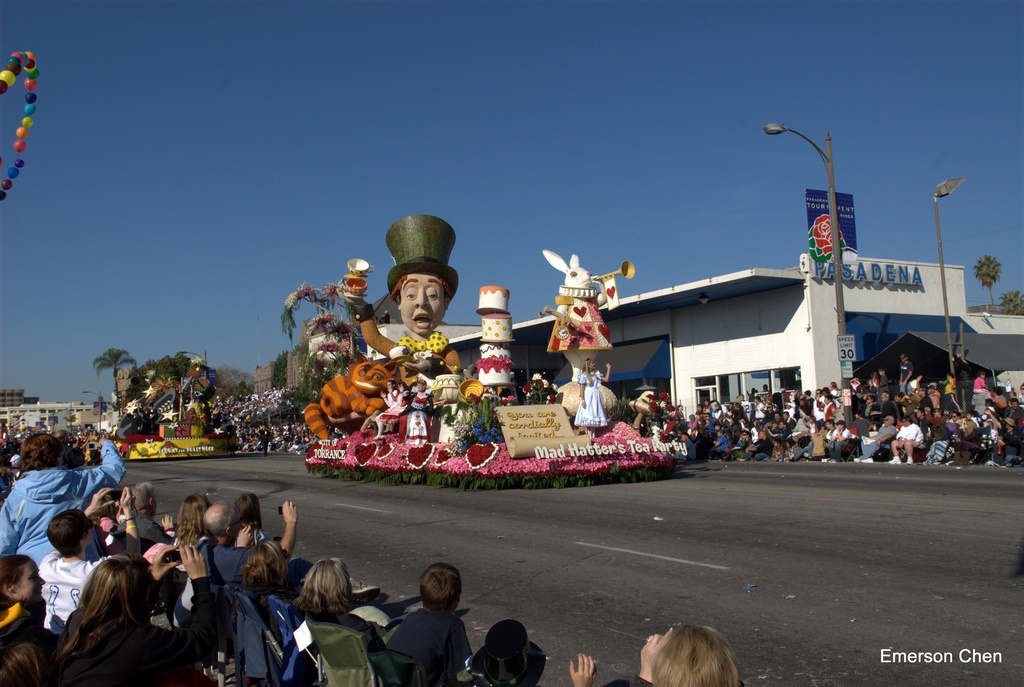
[346, 258, 374, 278]
[343, 276, 367, 297]
[389, 345, 413, 364]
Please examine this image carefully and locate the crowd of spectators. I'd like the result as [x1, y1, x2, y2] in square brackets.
[0, 429, 745, 687]
[653, 360, 1023, 468]
[207, 388, 314, 455]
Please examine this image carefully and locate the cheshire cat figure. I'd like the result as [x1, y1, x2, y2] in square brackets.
[304, 355, 399, 439]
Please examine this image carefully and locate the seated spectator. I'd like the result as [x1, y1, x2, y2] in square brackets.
[923, 426, 953, 465]
[241, 541, 297, 613]
[749, 429, 774, 462]
[826, 420, 852, 463]
[40, 489, 139, 635]
[869, 416, 900, 461]
[634, 625, 741, 687]
[793, 423, 827, 461]
[729, 431, 753, 461]
[709, 429, 730, 460]
[388, 562, 473, 687]
[110, 483, 173, 554]
[952, 417, 981, 466]
[174, 493, 211, 548]
[292, 558, 384, 648]
[235, 492, 270, 547]
[853, 410, 873, 442]
[470, 618, 546, 687]
[0, 641, 51, 687]
[674, 431, 696, 462]
[891, 417, 926, 464]
[0, 554, 56, 658]
[879, 392, 900, 423]
[0, 435, 125, 564]
[53, 547, 215, 687]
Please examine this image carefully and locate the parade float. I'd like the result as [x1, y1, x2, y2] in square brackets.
[115, 361, 233, 460]
[299, 215, 681, 489]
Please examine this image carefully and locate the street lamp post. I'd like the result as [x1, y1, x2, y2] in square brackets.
[764, 123, 852, 426]
[933, 178, 964, 377]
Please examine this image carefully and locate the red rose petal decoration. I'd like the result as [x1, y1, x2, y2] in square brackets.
[406, 445, 433, 468]
[466, 442, 499, 469]
[353, 442, 376, 466]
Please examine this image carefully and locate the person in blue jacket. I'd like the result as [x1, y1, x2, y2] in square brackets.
[0, 433, 125, 564]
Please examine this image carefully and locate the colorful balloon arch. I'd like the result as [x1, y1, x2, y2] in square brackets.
[0, 50, 39, 201]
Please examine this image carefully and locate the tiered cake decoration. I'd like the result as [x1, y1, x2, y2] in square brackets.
[477, 286, 514, 386]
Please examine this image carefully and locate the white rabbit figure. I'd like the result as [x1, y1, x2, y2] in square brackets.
[540, 249, 617, 420]
[542, 250, 607, 314]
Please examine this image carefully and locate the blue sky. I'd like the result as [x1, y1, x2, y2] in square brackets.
[1, 0, 1021, 402]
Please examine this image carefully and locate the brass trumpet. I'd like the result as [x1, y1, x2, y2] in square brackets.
[592, 260, 635, 284]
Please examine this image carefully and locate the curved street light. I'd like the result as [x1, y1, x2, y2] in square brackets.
[934, 178, 965, 376]
[764, 122, 851, 426]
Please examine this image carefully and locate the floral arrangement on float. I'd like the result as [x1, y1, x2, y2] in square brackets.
[304, 420, 674, 490]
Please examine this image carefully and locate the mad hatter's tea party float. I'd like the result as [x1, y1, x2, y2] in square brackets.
[300, 215, 680, 489]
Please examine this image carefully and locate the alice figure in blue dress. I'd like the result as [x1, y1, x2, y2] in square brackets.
[574, 357, 612, 437]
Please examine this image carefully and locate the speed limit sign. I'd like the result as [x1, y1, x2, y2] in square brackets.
[837, 335, 856, 362]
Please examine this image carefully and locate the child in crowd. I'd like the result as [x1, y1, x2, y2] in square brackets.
[386, 562, 473, 687]
[39, 489, 138, 634]
[710, 429, 730, 460]
[235, 492, 269, 547]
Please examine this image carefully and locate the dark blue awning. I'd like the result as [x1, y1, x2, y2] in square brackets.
[554, 339, 671, 385]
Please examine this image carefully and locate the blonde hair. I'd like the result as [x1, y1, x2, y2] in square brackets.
[242, 541, 288, 589]
[651, 625, 741, 687]
[293, 558, 352, 616]
[176, 492, 211, 547]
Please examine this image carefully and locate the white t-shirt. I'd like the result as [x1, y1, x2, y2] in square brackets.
[896, 423, 925, 445]
[39, 551, 104, 634]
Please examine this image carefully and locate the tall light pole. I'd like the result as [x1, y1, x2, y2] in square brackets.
[764, 122, 852, 426]
[934, 177, 965, 377]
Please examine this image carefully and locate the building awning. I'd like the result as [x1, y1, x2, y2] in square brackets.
[845, 312, 972, 362]
[554, 339, 671, 385]
[853, 331, 1024, 379]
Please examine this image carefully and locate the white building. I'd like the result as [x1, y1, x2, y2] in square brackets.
[449, 253, 1023, 414]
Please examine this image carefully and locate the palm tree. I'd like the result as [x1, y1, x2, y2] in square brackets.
[93, 348, 137, 408]
[973, 255, 1002, 306]
[1000, 290, 1024, 316]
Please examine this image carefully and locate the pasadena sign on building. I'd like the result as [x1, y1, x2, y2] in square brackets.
[812, 259, 924, 286]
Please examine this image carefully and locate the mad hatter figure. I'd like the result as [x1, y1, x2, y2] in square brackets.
[346, 215, 463, 386]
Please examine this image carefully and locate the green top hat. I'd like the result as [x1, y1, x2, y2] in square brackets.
[386, 214, 459, 297]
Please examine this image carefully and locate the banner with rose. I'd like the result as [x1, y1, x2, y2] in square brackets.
[805, 189, 857, 264]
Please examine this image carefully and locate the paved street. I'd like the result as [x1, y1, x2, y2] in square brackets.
[125, 454, 1023, 687]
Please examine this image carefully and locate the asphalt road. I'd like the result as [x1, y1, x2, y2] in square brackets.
[125, 454, 1024, 687]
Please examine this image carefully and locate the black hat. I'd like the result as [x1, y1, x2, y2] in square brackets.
[385, 214, 459, 297]
[471, 619, 545, 687]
